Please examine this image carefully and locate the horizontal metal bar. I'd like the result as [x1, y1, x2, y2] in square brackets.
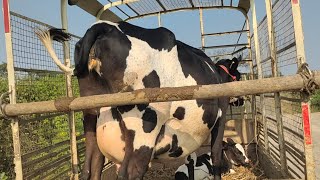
[22, 135, 84, 160]
[252, 42, 297, 68]
[45, 166, 70, 180]
[210, 53, 232, 58]
[232, 46, 248, 55]
[23, 146, 70, 167]
[203, 43, 249, 49]
[277, 42, 296, 55]
[1, 71, 319, 117]
[203, 30, 249, 37]
[19, 113, 66, 125]
[24, 154, 70, 179]
[22, 140, 70, 160]
[264, 94, 301, 102]
[14, 67, 64, 75]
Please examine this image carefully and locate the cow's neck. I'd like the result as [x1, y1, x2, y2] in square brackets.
[216, 66, 233, 83]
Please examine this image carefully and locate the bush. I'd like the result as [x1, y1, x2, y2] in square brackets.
[0, 64, 83, 178]
[311, 90, 320, 112]
[0, 172, 8, 180]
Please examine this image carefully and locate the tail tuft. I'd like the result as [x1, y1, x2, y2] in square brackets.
[49, 28, 71, 42]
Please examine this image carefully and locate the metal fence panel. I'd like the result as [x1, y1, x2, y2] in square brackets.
[252, 0, 306, 178]
[4, 12, 84, 179]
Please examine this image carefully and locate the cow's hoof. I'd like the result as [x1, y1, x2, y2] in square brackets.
[80, 170, 90, 180]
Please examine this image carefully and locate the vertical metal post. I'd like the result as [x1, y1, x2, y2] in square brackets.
[158, 12, 162, 27]
[250, 0, 270, 153]
[245, 16, 257, 143]
[291, 0, 315, 179]
[241, 74, 248, 143]
[2, 0, 23, 179]
[199, 8, 205, 50]
[61, 0, 79, 179]
[265, 0, 288, 176]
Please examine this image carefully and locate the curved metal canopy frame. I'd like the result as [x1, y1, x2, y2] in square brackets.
[68, 0, 252, 66]
[95, 0, 249, 21]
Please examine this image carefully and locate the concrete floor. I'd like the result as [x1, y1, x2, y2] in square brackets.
[311, 112, 320, 180]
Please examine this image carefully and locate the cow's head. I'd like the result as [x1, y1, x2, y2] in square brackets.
[215, 56, 245, 106]
[223, 138, 249, 166]
[215, 56, 241, 83]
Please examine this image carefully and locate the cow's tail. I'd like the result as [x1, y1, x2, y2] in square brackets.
[35, 28, 73, 75]
[73, 24, 112, 77]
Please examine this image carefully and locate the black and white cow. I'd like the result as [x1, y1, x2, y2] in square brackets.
[36, 21, 242, 180]
[175, 138, 250, 180]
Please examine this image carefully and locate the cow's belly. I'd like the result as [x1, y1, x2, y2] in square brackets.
[97, 121, 125, 163]
[96, 107, 125, 163]
[97, 99, 219, 162]
[154, 115, 211, 158]
[154, 99, 220, 159]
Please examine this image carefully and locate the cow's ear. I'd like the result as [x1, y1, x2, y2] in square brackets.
[227, 138, 236, 145]
[230, 57, 239, 70]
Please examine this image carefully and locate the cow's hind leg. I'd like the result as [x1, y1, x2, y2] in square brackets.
[127, 146, 153, 180]
[82, 113, 105, 180]
[210, 114, 227, 180]
[117, 118, 158, 180]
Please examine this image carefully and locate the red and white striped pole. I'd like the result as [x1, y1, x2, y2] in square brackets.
[2, 0, 23, 179]
[291, 0, 315, 179]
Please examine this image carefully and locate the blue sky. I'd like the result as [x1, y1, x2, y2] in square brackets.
[0, 0, 319, 71]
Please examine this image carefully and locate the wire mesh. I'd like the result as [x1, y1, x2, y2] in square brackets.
[160, 0, 192, 10]
[273, 0, 297, 76]
[5, 12, 85, 179]
[252, 0, 305, 178]
[0, 70, 14, 179]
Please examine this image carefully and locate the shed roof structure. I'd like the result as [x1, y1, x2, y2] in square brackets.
[68, 0, 251, 21]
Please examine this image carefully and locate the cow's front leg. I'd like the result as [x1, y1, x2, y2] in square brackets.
[82, 113, 105, 180]
[210, 116, 226, 180]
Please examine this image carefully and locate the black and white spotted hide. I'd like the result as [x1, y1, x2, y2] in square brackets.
[175, 138, 249, 180]
[40, 20, 242, 180]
